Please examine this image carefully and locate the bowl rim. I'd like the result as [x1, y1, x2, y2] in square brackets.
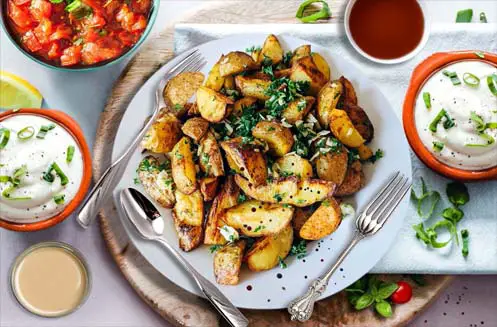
[344, 0, 431, 65]
[0, 0, 159, 72]
[0, 108, 92, 231]
[402, 50, 497, 181]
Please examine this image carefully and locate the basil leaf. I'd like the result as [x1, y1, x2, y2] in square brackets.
[411, 178, 440, 219]
[377, 283, 399, 300]
[446, 182, 469, 207]
[375, 300, 393, 318]
[354, 293, 374, 310]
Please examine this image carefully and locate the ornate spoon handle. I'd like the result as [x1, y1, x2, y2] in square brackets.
[288, 231, 364, 322]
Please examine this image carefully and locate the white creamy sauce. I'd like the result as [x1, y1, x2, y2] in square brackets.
[0, 115, 83, 223]
[415, 60, 497, 170]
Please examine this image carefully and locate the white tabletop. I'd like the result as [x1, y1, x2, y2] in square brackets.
[1, 1, 496, 326]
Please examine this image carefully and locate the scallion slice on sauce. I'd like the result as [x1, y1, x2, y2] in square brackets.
[295, 0, 331, 23]
[17, 126, 35, 140]
[0, 176, 11, 183]
[51, 162, 69, 186]
[486, 122, 497, 129]
[432, 141, 444, 152]
[470, 111, 486, 132]
[12, 165, 27, 183]
[487, 74, 497, 96]
[66, 145, 75, 163]
[480, 12, 487, 23]
[0, 128, 10, 149]
[442, 70, 461, 85]
[36, 124, 56, 139]
[429, 109, 454, 132]
[456, 9, 473, 23]
[422, 92, 431, 109]
[42, 165, 55, 183]
[54, 194, 65, 205]
[463, 72, 480, 87]
[466, 133, 495, 147]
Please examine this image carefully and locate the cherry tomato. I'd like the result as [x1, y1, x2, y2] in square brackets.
[390, 281, 412, 304]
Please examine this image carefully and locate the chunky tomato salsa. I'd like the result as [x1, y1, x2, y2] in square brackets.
[6, 0, 151, 66]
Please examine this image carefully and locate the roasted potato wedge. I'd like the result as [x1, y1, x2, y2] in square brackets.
[290, 45, 311, 66]
[141, 112, 182, 154]
[163, 72, 205, 116]
[181, 117, 209, 142]
[196, 86, 234, 123]
[173, 189, 204, 226]
[219, 51, 259, 77]
[235, 175, 299, 203]
[172, 211, 203, 252]
[343, 102, 374, 143]
[245, 224, 293, 271]
[289, 179, 337, 207]
[339, 76, 358, 106]
[358, 144, 373, 161]
[329, 108, 365, 148]
[171, 137, 197, 194]
[204, 177, 240, 245]
[226, 200, 294, 237]
[335, 160, 365, 196]
[198, 131, 225, 177]
[315, 147, 348, 186]
[258, 34, 284, 65]
[299, 198, 342, 240]
[292, 207, 315, 235]
[235, 75, 271, 100]
[214, 240, 246, 285]
[273, 154, 313, 179]
[224, 75, 236, 90]
[316, 80, 343, 128]
[232, 97, 258, 116]
[311, 52, 330, 81]
[205, 61, 224, 91]
[282, 96, 315, 124]
[137, 156, 175, 208]
[252, 121, 294, 157]
[220, 138, 267, 186]
[290, 56, 328, 95]
[186, 102, 199, 116]
[199, 177, 219, 201]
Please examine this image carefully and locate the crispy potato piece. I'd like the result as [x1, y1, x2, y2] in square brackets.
[235, 76, 271, 100]
[199, 177, 219, 201]
[335, 160, 365, 196]
[273, 154, 313, 179]
[205, 61, 224, 92]
[245, 224, 293, 271]
[198, 131, 225, 177]
[290, 45, 311, 66]
[219, 51, 259, 77]
[258, 34, 283, 65]
[172, 211, 203, 252]
[214, 240, 246, 285]
[252, 121, 294, 157]
[171, 137, 197, 194]
[163, 72, 205, 115]
[329, 109, 365, 148]
[186, 102, 199, 116]
[339, 76, 358, 106]
[358, 144, 373, 161]
[141, 112, 182, 154]
[249, 48, 261, 62]
[181, 117, 209, 142]
[196, 86, 234, 123]
[289, 179, 336, 207]
[315, 147, 348, 186]
[232, 97, 258, 116]
[282, 96, 315, 124]
[204, 176, 240, 245]
[173, 189, 204, 226]
[235, 175, 299, 203]
[225, 200, 294, 237]
[137, 156, 175, 208]
[274, 69, 292, 78]
[311, 53, 331, 81]
[343, 102, 375, 143]
[220, 138, 267, 186]
[316, 80, 343, 128]
[292, 207, 315, 235]
[290, 56, 328, 95]
[224, 75, 235, 90]
[300, 198, 342, 240]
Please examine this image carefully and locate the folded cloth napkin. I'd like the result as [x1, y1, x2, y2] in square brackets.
[174, 23, 497, 274]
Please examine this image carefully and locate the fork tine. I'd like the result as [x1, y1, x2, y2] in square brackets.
[167, 50, 201, 75]
[363, 171, 400, 215]
[174, 53, 204, 75]
[370, 175, 408, 224]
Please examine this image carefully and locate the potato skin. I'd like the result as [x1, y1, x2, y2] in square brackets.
[315, 147, 348, 186]
[329, 108, 365, 148]
[137, 156, 175, 208]
[311, 52, 331, 81]
[290, 45, 311, 66]
[289, 179, 337, 207]
[219, 51, 259, 77]
[196, 86, 234, 123]
[290, 56, 328, 95]
[235, 76, 271, 100]
[258, 34, 284, 65]
[316, 80, 343, 129]
[299, 198, 342, 240]
[234, 175, 299, 204]
[273, 154, 313, 179]
[252, 121, 294, 157]
[245, 224, 293, 271]
[163, 72, 205, 117]
[335, 160, 365, 196]
[204, 61, 224, 92]
[173, 189, 204, 226]
[199, 177, 219, 201]
[214, 240, 246, 285]
[198, 131, 225, 177]
[232, 97, 258, 116]
[292, 207, 315, 235]
[339, 76, 358, 106]
[343, 102, 374, 143]
[172, 211, 203, 252]
[220, 138, 267, 186]
[171, 137, 197, 194]
[282, 96, 315, 124]
[181, 117, 209, 142]
[141, 112, 182, 154]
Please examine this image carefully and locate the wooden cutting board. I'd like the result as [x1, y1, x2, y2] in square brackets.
[93, 1, 453, 326]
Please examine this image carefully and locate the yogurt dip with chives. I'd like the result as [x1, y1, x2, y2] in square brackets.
[415, 60, 497, 170]
[0, 114, 83, 223]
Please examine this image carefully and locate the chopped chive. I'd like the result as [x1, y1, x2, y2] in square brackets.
[36, 124, 56, 139]
[465, 133, 495, 147]
[51, 162, 69, 186]
[461, 229, 469, 257]
[480, 12, 487, 23]
[17, 126, 35, 140]
[433, 141, 444, 152]
[423, 92, 431, 109]
[429, 109, 454, 132]
[463, 72, 480, 87]
[0, 176, 11, 183]
[442, 70, 461, 85]
[12, 165, 27, 181]
[54, 194, 65, 204]
[456, 9, 473, 22]
[487, 74, 497, 96]
[0, 128, 10, 149]
[66, 145, 75, 163]
[485, 122, 497, 129]
[42, 165, 55, 183]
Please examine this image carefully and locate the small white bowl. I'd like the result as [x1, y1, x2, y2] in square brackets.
[344, 0, 431, 64]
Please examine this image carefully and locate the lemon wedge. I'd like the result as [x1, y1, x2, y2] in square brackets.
[0, 71, 43, 109]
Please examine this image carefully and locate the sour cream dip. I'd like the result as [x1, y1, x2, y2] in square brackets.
[0, 114, 83, 223]
[415, 60, 497, 170]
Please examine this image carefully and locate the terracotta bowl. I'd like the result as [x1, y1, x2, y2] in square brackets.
[0, 109, 92, 231]
[403, 50, 497, 181]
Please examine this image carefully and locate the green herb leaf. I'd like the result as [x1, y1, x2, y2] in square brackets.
[423, 92, 431, 109]
[411, 178, 441, 219]
[53, 194, 65, 204]
[0, 128, 10, 149]
[17, 126, 35, 140]
[463, 72, 480, 87]
[209, 245, 222, 253]
[296, 0, 331, 23]
[354, 293, 374, 310]
[456, 9, 473, 22]
[289, 239, 307, 259]
[487, 74, 497, 96]
[66, 145, 75, 163]
[432, 141, 444, 152]
[409, 274, 426, 286]
[461, 229, 469, 257]
[376, 283, 399, 300]
[375, 300, 393, 318]
[237, 192, 247, 203]
[278, 256, 288, 269]
[442, 207, 464, 224]
[429, 109, 454, 132]
[479, 12, 487, 23]
[446, 182, 469, 207]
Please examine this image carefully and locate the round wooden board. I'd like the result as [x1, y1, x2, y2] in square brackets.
[94, 1, 454, 326]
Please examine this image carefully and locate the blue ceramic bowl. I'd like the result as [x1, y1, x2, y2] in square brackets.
[0, 0, 159, 72]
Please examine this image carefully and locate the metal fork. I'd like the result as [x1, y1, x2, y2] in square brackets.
[287, 171, 411, 322]
[77, 50, 207, 228]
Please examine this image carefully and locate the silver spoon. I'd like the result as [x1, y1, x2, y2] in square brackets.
[119, 188, 249, 327]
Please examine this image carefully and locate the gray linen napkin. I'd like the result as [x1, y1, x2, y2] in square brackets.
[174, 23, 497, 273]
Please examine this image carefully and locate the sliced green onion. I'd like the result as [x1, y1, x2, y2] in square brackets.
[429, 219, 458, 248]
[461, 229, 469, 257]
[485, 122, 497, 129]
[295, 0, 331, 23]
[465, 133, 495, 147]
[474, 51, 485, 59]
[1, 183, 31, 200]
[433, 141, 444, 152]
[0, 176, 11, 183]
[480, 12, 487, 23]
[411, 177, 440, 219]
[54, 194, 65, 205]
[442, 70, 461, 85]
[456, 9, 473, 22]
[17, 126, 35, 140]
[42, 165, 55, 183]
[470, 111, 486, 132]
[0, 128, 10, 149]
[429, 109, 454, 132]
[487, 74, 497, 96]
[423, 92, 431, 109]
[12, 165, 27, 181]
[51, 162, 69, 186]
[66, 145, 75, 163]
[66, 0, 93, 19]
[463, 72, 480, 87]
[36, 124, 56, 139]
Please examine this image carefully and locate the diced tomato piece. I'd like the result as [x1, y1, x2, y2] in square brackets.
[116, 4, 136, 32]
[30, 0, 52, 21]
[47, 42, 61, 59]
[33, 19, 53, 44]
[13, 0, 31, 6]
[130, 0, 151, 14]
[81, 42, 120, 65]
[60, 45, 82, 66]
[22, 30, 43, 52]
[49, 24, 73, 42]
[86, 14, 107, 28]
[117, 31, 136, 47]
[131, 15, 147, 32]
[83, 28, 99, 43]
[8, 1, 33, 29]
[103, 0, 121, 16]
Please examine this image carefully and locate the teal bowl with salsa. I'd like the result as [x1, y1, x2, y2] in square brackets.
[0, 0, 159, 71]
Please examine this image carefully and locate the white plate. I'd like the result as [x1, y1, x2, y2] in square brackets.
[112, 34, 412, 310]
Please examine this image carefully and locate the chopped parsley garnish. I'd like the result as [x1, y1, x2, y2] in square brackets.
[237, 192, 247, 203]
[264, 77, 309, 119]
[253, 225, 266, 233]
[278, 256, 288, 269]
[368, 149, 384, 163]
[245, 45, 261, 53]
[289, 239, 307, 259]
[209, 245, 222, 253]
[461, 229, 469, 257]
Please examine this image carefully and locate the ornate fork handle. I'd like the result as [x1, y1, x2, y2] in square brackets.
[288, 231, 364, 322]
